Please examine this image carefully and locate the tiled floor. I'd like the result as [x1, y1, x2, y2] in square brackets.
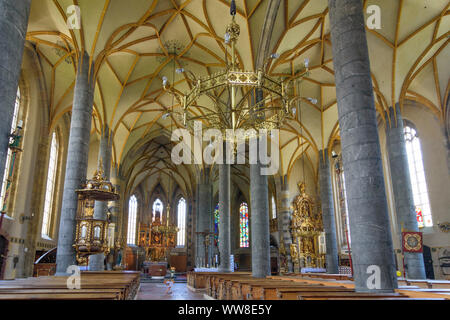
[137, 282, 206, 300]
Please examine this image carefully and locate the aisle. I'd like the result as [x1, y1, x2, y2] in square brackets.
[137, 282, 206, 300]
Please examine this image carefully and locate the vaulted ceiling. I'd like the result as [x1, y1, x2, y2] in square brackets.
[26, 0, 449, 196]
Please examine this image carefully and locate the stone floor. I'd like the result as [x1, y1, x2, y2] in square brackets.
[136, 282, 206, 300]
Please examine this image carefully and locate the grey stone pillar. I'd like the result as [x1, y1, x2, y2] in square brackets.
[88, 128, 112, 271]
[250, 89, 271, 278]
[55, 52, 95, 275]
[195, 171, 212, 267]
[0, 0, 31, 187]
[328, 0, 397, 292]
[319, 149, 339, 274]
[218, 162, 232, 272]
[250, 163, 271, 278]
[279, 179, 293, 273]
[386, 105, 426, 279]
[109, 166, 121, 230]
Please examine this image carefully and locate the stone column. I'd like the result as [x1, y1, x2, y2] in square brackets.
[195, 171, 212, 267]
[319, 149, 339, 274]
[109, 166, 121, 234]
[88, 128, 112, 271]
[55, 52, 95, 275]
[250, 89, 271, 278]
[218, 162, 232, 272]
[386, 105, 426, 279]
[250, 163, 271, 278]
[279, 179, 293, 273]
[0, 0, 31, 185]
[328, 0, 397, 292]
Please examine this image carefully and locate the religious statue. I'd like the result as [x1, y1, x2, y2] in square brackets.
[290, 244, 299, 261]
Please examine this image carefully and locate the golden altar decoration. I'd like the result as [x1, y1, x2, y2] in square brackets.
[138, 206, 178, 263]
[290, 182, 325, 271]
[73, 163, 119, 265]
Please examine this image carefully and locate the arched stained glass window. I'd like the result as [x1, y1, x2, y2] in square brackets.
[177, 198, 186, 247]
[404, 125, 432, 227]
[41, 132, 59, 237]
[214, 203, 219, 246]
[239, 202, 249, 248]
[271, 196, 277, 219]
[0, 89, 21, 212]
[127, 195, 138, 245]
[152, 198, 163, 221]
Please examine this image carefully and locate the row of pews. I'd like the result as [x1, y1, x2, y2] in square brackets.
[0, 271, 140, 300]
[187, 271, 450, 300]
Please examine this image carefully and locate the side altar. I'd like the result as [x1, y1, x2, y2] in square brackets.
[287, 182, 326, 273]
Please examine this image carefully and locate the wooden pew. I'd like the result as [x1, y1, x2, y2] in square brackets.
[297, 291, 407, 300]
[0, 271, 140, 300]
[0, 292, 120, 300]
[276, 286, 355, 300]
[282, 273, 353, 281]
[427, 280, 450, 289]
[187, 272, 250, 291]
[207, 274, 251, 299]
[239, 280, 300, 300]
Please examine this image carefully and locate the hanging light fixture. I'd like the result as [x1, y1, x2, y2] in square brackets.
[162, 0, 311, 138]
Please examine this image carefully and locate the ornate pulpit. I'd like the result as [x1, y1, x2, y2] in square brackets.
[73, 164, 119, 265]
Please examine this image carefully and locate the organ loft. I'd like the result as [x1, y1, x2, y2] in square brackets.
[0, 0, 448, 302]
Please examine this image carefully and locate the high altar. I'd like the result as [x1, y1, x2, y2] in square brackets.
[138, 210, 177, 276]
[289, 182, 325, 272]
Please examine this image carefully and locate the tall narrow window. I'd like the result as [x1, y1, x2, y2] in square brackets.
[152, 198, 163, 221]
[0, 89, 21, 212]
[214, 203, 219, 246]
[239, 202, 249, 248]
[271, 196, 277, 219]
[177, 197, 186, 246]
[404, 125, 432, 227]
[127, 195, 138, 245]
[41, 132, 59, 237]
[336, 159, 351, 248]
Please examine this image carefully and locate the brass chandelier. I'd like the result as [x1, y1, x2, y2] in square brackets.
[162, 0, 311, 137]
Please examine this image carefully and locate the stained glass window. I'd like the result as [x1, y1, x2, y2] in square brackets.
[0, 89, 21, 212]
[404, 125, 432, 227]
[239, 202, 249, 248]
[335, 159, 351, 249]
[177, 197, 186, 247]
[41, 132, 59, 237]
[271, 196, 277, 219]
[214, 203, 219, 246]
[127, 195, 137, 245]
[152, 198, 163, 221]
